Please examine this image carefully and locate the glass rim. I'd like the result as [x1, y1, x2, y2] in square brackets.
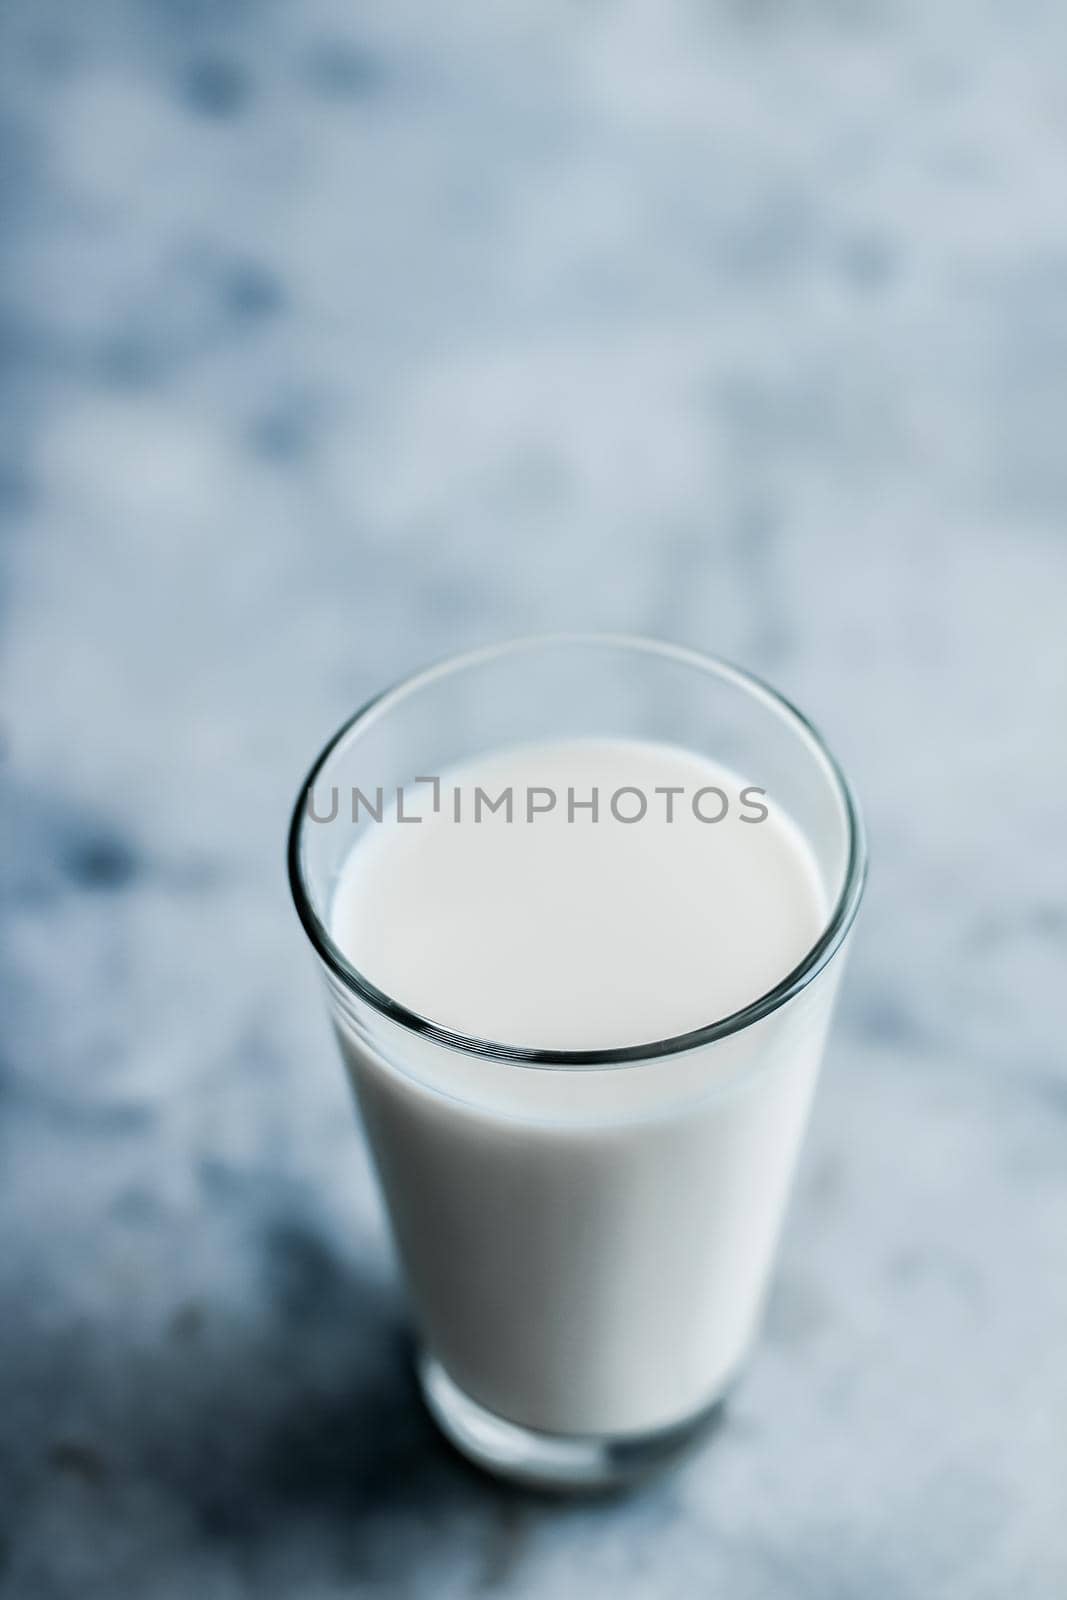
[287, 633, 868, 1068]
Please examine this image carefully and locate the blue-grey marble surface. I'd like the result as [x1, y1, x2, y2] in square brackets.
[2, 2, 1066, 1596]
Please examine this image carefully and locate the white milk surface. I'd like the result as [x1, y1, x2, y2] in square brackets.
[332, 739, 825, 1050]
[329, 739, 838, 1435]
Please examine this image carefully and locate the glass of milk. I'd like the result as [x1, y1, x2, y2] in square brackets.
[288, 636, 866, 1489]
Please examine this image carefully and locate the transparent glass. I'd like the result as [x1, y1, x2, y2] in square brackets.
[288, 635, 866, 1489]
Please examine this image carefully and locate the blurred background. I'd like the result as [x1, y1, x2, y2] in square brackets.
[2, 1, 1066, 1596]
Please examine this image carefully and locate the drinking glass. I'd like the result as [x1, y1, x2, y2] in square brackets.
[288, 635, 866, 1489]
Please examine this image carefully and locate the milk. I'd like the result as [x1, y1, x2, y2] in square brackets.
[328, 738, 838, 1436]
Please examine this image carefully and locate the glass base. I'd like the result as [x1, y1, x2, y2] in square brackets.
[417, 1351, 728, 1492]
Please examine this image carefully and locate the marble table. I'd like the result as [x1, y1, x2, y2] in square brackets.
[2, 2, 1065, 1595]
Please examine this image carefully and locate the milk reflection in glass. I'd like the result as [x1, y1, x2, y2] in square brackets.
[328, 738, 838, 1437]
